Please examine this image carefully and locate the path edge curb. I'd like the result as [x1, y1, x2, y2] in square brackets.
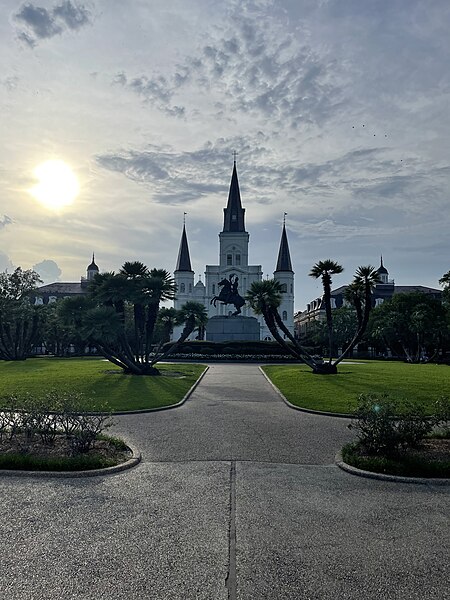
[111, 365, 209, 415]
[259, 367, 353, 419]
[335, 451, 450, 485]
[0, 442, 142, 479]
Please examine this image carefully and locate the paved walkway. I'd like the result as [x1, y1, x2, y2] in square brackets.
[1, 364, 448, 599]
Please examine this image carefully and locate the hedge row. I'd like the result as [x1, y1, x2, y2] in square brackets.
[161, 340, 305, 356]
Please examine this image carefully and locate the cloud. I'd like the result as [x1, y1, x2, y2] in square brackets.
[14, 1, 91, 47]
[0, 215, 13, 229]
[96, 135, 272, 205]
[0, 252, 14, 273]
[112, 9, 344, 130]
[1, 76, 19, 91]
[113, 72, 185, 118]
[32, 259, 62, 284]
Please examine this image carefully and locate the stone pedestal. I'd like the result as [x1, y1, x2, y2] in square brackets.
[205, 316, 260, 341]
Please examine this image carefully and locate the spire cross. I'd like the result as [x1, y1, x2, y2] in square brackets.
[283, 212, 287, 226]
[183, 212, 187, 226]
[232, 150, 238, 164]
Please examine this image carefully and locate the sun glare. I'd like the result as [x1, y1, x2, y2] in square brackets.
[30, 159, 80, 210]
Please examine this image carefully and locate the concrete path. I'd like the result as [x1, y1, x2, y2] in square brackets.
[1, 364, 448, 599]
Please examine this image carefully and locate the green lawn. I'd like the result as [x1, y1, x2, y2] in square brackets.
[0, 358, 206, 412]
[262, 361, 450, 414]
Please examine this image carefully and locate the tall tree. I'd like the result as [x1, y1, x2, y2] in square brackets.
[0, 267, 42, 360]
[439, 270, 450, 306]
[309, 260, 344, 364]
[152, 301, 208, 363]
[333, 266, 381, 367]
[247, 264, 380, 375]
[81, 263, 177, 375]
[245, 280, 318, 370]
[368, 292, 448, 362]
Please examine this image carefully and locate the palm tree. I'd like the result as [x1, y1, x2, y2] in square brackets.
[245, 280, 316, 367]
[144, 269, 177, 361]
[309, 260, 344, 364]
[157, 307, 180, 344]
[343, 281, 364, 328]
[247, 265, 380, 376]
[83, 263, 177, 375]
[152, 301, 208, 364]
[333, 265, 381, 367]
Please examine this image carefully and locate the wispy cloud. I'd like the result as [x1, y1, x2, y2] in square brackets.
[0, 215, 13, 229]
[112, 9, 344, 130]
[14, 0, 91, 47]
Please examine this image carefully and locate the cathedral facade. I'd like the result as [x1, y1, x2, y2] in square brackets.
[172, 161, 295, 341]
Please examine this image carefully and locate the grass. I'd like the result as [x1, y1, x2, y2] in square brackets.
[342, 442, 450, 478]
[0, 451, 119, 472]
[0, 357, 206, 412]
[262, 361, 450, 414]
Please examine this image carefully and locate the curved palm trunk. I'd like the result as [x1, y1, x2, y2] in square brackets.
[333, 283, 373, 367]
[262, 309, 305, 362]
[272, 310, 318, 370]
[323, 276, 334, 364]
[145, 301, 159, 363]
[151, 317, 196, 366]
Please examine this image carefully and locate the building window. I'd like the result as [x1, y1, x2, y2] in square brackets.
[282, 310, 288, 321]
[212, 284, 215, 294]
[227, 254, 232, 265]
[180, 283, 185, 293]
[189, 284, 192, 293]
[235, 254, 241, 266]
[290, 284, 293, 294]
[280, 283, 287, 293]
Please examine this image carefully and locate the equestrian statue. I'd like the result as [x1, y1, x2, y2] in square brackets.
[210, 274, 245, 316]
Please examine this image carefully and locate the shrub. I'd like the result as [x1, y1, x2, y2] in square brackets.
[434, 396, 450, 434]
[349, 393, 433, 456]
[0, 390, 113, 456]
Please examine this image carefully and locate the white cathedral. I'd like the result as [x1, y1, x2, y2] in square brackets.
[172, 161, 295, 341]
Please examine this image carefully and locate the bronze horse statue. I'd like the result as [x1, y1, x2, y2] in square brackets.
[210, 275, 245, 316]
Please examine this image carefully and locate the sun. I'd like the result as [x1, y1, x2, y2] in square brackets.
[30, 159, 80, 210]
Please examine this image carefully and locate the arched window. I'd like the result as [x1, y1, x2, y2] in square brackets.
[180, 283, 185, 293]
[189, 284, 192, 293]
[227, 254, 232, 266]
[282, 310, 288, 321]
[280, 283, 287, 293]
[235, 254, 241, 266]
[290, 284, 293, 294]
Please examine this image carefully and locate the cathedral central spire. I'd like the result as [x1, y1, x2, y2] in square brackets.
[222, 162, 246, 233]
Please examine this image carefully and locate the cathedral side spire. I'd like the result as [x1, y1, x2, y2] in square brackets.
[223, 162, 246, 233]
[275, 221, 293, 272]
[175, 223, 193, 272]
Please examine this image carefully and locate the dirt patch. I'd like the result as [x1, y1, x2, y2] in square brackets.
[103, 370, 186, 378]
[0, 434, 131, 463]
[408, 437, 450, 463]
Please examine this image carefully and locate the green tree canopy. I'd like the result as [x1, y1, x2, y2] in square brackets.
[368, 292, 448, 362]
[62, 262, 177, 375]
[0, 267, 42, 360]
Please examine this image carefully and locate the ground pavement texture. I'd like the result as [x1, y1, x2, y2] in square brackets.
[1, 363, 448, 600]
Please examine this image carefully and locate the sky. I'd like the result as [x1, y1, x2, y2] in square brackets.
[1, 0, 449, 310]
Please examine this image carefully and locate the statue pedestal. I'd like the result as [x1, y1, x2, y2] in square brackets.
[205, 316, 260, 342]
